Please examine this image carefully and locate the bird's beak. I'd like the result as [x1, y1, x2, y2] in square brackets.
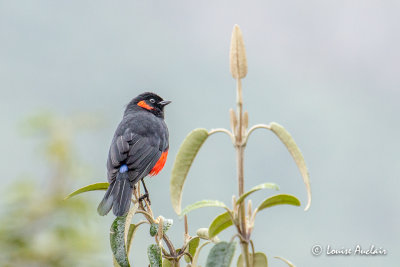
[159, 100, 172, 106]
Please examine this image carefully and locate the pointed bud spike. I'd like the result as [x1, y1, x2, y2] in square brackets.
[229, 109, 238, 134]
[230, 25, 248, 79]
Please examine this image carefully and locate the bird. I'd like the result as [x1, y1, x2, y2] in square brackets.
[97, 92, 171, 217]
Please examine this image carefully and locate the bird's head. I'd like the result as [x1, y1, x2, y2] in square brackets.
[126, 92, 171, 118]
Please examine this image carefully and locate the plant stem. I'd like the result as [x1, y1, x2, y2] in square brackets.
[136, 201, 178, 264]
[171, 259, 180, 267]
[236, 78, 244, 197]
[238, 144, 250, 267]
[162, 234, 176, 257]
[235, 78, 251, 267]
[184, 215, 188, 236]
[237, 146, 245, 230]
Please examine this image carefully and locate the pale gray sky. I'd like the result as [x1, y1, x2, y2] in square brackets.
[1, 1, 399, 266]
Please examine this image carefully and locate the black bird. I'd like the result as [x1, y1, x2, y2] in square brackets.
[98, 92, 170, 217]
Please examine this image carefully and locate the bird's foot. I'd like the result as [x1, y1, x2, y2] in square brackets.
[139, 193, 151, 206]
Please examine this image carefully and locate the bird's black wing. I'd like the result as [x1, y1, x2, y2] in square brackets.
[107, 127, 162, 185]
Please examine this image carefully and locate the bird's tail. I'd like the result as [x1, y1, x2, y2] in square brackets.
[97, 172, 133, 217]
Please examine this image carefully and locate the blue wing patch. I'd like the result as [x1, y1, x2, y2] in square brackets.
[119, 164, 128, 173]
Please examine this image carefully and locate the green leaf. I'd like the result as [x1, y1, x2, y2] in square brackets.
[180, 200, 229, 217]
[274, 256, 295, 267]
[127, 216, 145, 254]
[206, 241, 236, 267]
[192, 241, 211, 267]
[150, 218, 173, 237]
[196, 228, 211, 240]
[124, 204, 138, 245]
[208, 212, 233, 239]
[150, 223, 158, 237]
[126, 224, 137, 253]
[64, 182, 109, 200]
[255, 194, 300, 215]
[237, 252, 268, 267]
[110, 217, 130, 267]
[196, 228, 220, 243]
[162, 259, 173, 267]
[110, 204, 138, 267]
[162, 218, 173, 233]
[269, 122, 311, 210]
[236, 183, 279, 205]
[148, 244, 162, 267]
[113, 257, 121, 267]
[185, 237, 200, 263]
[170, 128, 209, 214]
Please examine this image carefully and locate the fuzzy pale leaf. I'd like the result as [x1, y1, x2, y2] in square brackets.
[170, 129, 209, 214]
[270, 122, 311, 210]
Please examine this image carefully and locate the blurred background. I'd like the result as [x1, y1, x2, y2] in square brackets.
[1, 1, 399, 266]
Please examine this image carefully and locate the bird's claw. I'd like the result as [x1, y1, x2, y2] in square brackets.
[139, 193, 151, 206]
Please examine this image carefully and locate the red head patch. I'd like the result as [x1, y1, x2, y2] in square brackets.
[137, 100, 154, 110]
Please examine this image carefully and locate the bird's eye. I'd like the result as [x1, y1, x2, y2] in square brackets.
[149, 98, 155, 103]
